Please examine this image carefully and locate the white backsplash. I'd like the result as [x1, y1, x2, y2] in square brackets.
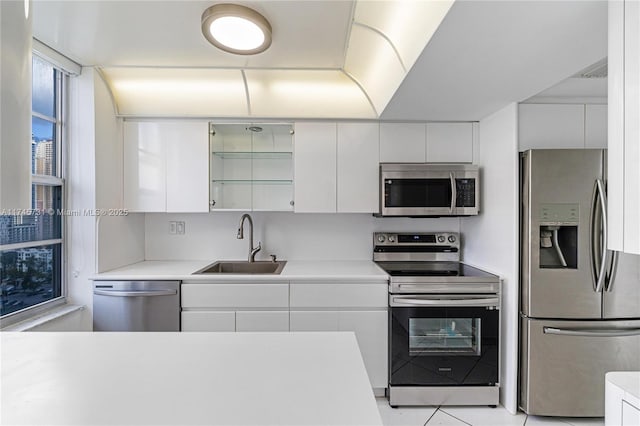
[145, 212, 461, 261]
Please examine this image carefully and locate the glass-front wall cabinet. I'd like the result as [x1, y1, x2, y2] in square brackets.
[210, 123, 294, 211]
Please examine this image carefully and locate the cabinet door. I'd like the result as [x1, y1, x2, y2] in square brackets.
[181, 283, 289, 308]
[123, 121, 167, 212]
[165, 121, 209, 212]
[609, 0, 640, 254]
[290, 311, 339, 331]
[337, 123, 379, 212]
[426, 123, 473, 163]
[338, 311, 388, 389]
[379, 123, 426, 163]
[518, 104, 585, 150]
[294, 122, 337, 212]
[585, 105, 608, 149]
[236, 311, 289, 332]
[181, 311, 235, 331]
[290, 283, 388, 308]
[623, 0, 640, 254]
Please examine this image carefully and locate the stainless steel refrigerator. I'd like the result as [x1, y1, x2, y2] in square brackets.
[520, 149, 640, 417]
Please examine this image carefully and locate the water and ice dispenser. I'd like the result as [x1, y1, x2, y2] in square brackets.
[538, 204, 578, 269]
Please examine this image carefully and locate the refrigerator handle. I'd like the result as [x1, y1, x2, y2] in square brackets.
[594, 179, 609, 293]
[605, 246, 619, 292]
[544, 326, 640, 337]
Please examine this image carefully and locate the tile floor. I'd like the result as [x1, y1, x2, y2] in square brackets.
[376, 398, 605, 426]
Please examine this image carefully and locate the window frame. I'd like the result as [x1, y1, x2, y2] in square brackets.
[0, 53, 68, 325]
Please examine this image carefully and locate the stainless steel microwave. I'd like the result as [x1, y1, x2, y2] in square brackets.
[379, 163, 480, 217]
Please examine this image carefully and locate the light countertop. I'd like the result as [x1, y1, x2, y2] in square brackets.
[1, 331, 383, 426]
[92, 260, 390, 282]
[606, 371, 640, 408]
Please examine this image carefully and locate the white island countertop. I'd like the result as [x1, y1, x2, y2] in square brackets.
[1, 331, 383, 426]
[92, 260, 389, 282]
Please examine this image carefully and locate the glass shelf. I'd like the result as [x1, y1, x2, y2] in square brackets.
[211, 179, 293, 185]
[212, 151, 292, 159]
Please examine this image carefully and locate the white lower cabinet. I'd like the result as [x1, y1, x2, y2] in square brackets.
[236, 311, 289, 332]
[181, 311, 235, 332]
[180, 280, 388, 389]
[290, 310, 387, 389]
[289, 282, 388, 389]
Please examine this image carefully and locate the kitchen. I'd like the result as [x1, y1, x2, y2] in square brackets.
[1, 1, 639, 425]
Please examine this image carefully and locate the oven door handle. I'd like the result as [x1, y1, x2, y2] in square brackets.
[390, 296, 499, 307]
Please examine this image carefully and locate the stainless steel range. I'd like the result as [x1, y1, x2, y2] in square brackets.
[374, 232, 500, 407]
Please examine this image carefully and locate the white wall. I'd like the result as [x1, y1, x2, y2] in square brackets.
[461, 103, 519, 414]
[145, 212, 461, 261]
[65, 69, 98, 331]
[93, 70, 145, 273]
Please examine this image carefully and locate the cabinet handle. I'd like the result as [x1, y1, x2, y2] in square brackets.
[210, 200, 216, 207]
[290, 200, 295, 206]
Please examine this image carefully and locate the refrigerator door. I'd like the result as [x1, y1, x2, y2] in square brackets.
[603, 251, 640, 318]
[521, 149, 604, 319]
[520, 317, 640, 417]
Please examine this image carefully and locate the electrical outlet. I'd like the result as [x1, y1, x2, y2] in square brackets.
[176, 221, 185, 235]
[169, 221, 177, 234]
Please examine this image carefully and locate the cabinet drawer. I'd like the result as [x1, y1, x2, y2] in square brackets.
[236, 311, 289, 332]
[182, 284, 289, 308]
[290, 283, 388, 308]
[181, 311, 235, 331]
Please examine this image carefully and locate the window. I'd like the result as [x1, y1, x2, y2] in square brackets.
[0, 55, 66, 319]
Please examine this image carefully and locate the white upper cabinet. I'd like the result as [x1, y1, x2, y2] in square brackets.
[294, 122, 380, 213]
[293, 122, 337, 213]
[166, 122, 209, 212]
[518, 104, 586, 150]
[379, 123, 425, 163]
[124, 122, 167, 212]
[585, 104, 608, 149]
[337, 123, 380, 212]
[426, 122, 473, 163]
[609, 0, 640, 254]
[380, 122, 473, 163]
[209, 123, 294, 211]
[124, 121, 208, 213]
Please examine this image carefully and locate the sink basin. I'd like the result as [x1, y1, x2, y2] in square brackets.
[193, 260, 287, 275]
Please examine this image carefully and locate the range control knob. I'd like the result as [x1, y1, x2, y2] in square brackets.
[388, 235, 396, 243]
[437, 235, 446, 243]
[377, 234, 386, 243]
[448, 235, 456, 243]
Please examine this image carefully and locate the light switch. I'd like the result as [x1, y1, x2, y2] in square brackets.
[176, 221, 185, 235]
[169, 221, 177, 234]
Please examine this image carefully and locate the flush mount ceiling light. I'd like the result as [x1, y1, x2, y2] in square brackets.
[201, 4, 272, 55]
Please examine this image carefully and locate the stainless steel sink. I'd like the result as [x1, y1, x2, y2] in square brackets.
[193, 260, 287, 275]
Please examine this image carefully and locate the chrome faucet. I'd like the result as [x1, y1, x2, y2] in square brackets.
[237, 213, 261, 262]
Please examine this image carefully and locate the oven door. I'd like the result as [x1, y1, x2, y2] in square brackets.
[389, 295, 499, 386]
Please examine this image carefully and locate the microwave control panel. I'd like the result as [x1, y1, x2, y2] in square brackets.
[456, 179, 476, 207]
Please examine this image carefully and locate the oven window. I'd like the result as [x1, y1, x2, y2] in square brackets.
[409, 318, 481, 356]
[384, 179, 452, 208]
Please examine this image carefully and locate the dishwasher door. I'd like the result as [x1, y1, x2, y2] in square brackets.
[93, 281, 180, 331]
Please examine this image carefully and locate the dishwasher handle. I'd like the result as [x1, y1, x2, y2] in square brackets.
[93, 289, 178, 297]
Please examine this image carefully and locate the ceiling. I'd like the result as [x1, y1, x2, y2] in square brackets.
[32, 0, 608, 121]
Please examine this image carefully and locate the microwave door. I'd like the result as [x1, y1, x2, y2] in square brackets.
[383, 177, 453, 216]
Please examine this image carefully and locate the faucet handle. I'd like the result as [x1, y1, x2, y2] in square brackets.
[270, 254, 277, 262]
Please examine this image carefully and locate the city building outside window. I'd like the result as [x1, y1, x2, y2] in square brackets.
[0, 54, 66, 320]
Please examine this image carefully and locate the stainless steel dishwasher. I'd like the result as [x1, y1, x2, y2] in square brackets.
[93, 281, 180, 331]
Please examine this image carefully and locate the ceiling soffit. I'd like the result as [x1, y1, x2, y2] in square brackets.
[98, 1, 454, 118]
